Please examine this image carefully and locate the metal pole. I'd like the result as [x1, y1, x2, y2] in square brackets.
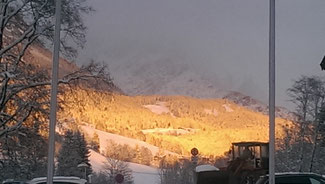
[47, 0, 62, 184]
[84, 167, 87, 180]
[269, 0, 275, 184]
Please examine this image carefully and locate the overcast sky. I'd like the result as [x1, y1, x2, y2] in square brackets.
[77, 0, 325, 110]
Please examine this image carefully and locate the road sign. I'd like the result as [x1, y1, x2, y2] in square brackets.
[191, 148, 199, 156]
[115, 174, 124, 183]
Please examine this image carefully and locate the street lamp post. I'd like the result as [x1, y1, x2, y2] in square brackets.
[269, 1, 276, 184]
[46, 0, 61, 184]
[78, 163, 88, 180]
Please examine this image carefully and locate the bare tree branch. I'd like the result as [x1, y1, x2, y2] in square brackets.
[0, 0, 98, 139]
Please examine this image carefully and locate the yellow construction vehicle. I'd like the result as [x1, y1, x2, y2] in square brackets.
[195, 141, 269, 184]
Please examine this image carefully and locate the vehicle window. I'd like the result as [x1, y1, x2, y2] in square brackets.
[276, 176, 311, 184]
[36, 182, 79, 184]
[262, 176, 325, 184]
[309, 178, 321, 184]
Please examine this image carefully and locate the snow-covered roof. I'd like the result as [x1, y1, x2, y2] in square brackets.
[195, 165, 219, 173]
[28, 176, 86, 184]
[263, 172, 325, 178]
[275, 172, 323, 176]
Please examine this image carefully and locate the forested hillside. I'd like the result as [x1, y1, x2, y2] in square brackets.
[60, 89, 293, 157]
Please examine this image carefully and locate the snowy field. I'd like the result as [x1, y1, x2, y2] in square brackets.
[80, 125, 177, 156]
[89, 150, 160, 184]
[143, 102, 170, 115]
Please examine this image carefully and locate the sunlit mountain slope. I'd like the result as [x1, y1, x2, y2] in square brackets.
[79, 125, 176, 156]
[60, 89, 294, 157]
[25, 46, 295, 157]
[108, 55, 294, 121]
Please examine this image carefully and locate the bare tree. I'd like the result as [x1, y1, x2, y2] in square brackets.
[0, 0, 117, 138]
[286, 76, 325, 172]
[159, 158, 194, 184]
[309, 105, 325, 172]
[103, 157, 134, 184]
[0, 0, 93, 59]
[91, 172, 111, 184]
[0, 59, 115, 138]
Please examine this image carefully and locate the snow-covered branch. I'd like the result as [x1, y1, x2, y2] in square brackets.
[0, 60, 115, 137]
[0, 105, 32, 137]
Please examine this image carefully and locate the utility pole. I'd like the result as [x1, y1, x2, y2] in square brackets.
[46, 0, 61, 183]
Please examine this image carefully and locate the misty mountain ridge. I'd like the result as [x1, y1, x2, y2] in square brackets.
[109, 55, 295, 120]
[110, 53, 227, 97]
[223, 91, 296, 121]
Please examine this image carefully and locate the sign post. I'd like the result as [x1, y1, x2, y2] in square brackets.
[191, 147, 199, 165]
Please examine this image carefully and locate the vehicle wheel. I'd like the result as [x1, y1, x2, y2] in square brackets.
[240, 171, 255, 184]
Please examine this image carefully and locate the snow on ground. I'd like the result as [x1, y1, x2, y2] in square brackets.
[204, 109, 218, 116]
[128, 162, 160, 184]
[141, 128, 198, 135]
[143, 102, 170, 115]
[80, 125, 176, 156]
[89, 150, 160, 184]
[195, 164, 219, 173]
[222, 104, 234, 112]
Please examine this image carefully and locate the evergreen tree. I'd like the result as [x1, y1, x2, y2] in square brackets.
[74, 131, 93, 176]
[57, 130, 92, 179]
[57, 130, 78, 176]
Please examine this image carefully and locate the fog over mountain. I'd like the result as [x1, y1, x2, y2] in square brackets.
[105, 51, 270, 102]
[77, 0, 325, 110]
[107, 51, 228, 98]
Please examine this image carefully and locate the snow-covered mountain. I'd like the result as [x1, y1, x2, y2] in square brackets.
[110, 54, 228, 98]
[109, 55, 296, 121]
